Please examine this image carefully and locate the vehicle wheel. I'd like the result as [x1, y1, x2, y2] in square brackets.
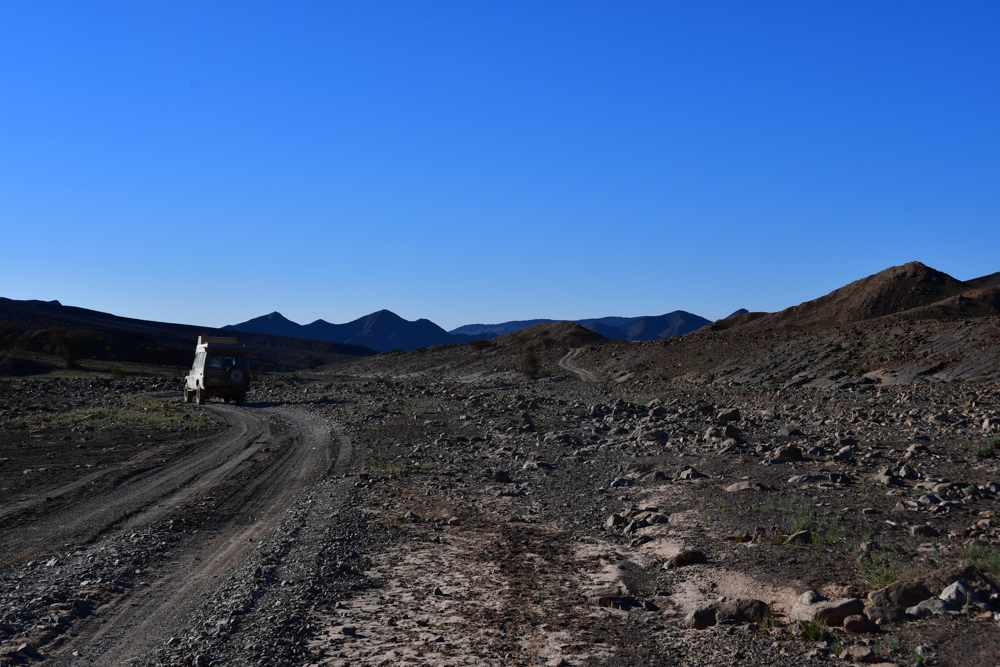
[226, 366, 247, 386]
[234, 392, 246, 405]
[182, 388, 191, 404]
[195, 388, 205, 405]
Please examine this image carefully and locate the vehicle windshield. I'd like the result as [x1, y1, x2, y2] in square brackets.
[207, 354, 247, 370]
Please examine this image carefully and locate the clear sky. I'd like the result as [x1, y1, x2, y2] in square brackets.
[2, 2, 998, 331]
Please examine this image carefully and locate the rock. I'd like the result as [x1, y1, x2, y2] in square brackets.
[939, 581, 980, 607]
[834, 446, 854, 461]
[843, 614, 879, 633]
[679, 467, 709, 480]
[715, 598, 770, 624]
[910, 524, 940, 537]
[907, 596, 959, 616]
[446, 516, 461, 526]
[17, 644, 41, 658]
[605, 514, 626, 529]
[789, 591, 864, 625]
[666, 549, 707, 569]
[785, 530, 812, 546]
[864, 606, 907, 624]
[641, 470, 668, 482]
[610, 476, 631, 488]
[773, 445, 803, 461]
[546, 658, 568, 667]
[684, 606, 717, 629]
[493, 470, 511, 483]
[726, 480, 763, 492]
[717, 408, 741, 422]
[788, 474, 825, 483]
[839, 645, 876, 662]
[684, 598, 769, 629]
[403, 510, 421, 522]
[341, 626, 357, 636]
[723, 424, 744, 441]
[778, 426, 804, 437]
[868, 580, 932, 608]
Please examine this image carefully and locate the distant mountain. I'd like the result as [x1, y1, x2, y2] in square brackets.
[726, 308, 749, 318]
[450, 320, 557, 337]
[225, 309, 494, 352]
[451, 312, 710, 341]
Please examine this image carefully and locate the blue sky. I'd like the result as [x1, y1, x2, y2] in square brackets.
[2, 2, 998, 331]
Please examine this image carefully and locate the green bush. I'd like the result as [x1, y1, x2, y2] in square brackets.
[974, 446, 996, 459]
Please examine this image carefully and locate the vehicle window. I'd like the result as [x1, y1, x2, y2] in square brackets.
[207, 354, 223, 370]
[220, 355, 247, 369]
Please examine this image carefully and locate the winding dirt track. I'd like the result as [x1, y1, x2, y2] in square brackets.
[557, 348, 600, 382]
[2, 403, 346, 666]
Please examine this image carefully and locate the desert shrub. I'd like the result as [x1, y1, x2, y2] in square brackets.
[55, 331, 94, 368]
[974, 446, 996, 459]
[468, 339, 494, 351]
[521, 349, 540, 380]
[110, 366, 127, 378]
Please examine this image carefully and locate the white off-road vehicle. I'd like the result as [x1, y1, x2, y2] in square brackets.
[183, 336, 251, 405]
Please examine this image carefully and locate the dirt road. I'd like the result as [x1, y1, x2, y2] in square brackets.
[557, 348, 600, 381]
[0, 402, 348, 666]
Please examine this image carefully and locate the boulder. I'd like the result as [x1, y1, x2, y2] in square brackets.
[868, 580, 932, 608]
[843, 614, 879, 634]
[683, 598, 769, 629]
[864, 606, 907, 624]
[789, 590, 864, 625]
[666, 549, 707, 569]
[939, 581, 980, 607]
[773, 445, 803, 461]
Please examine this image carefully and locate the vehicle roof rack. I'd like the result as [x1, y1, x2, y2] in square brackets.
[198, 336, 240, 345]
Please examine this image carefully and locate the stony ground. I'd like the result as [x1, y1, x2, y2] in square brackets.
[2, 363, 1000, 666]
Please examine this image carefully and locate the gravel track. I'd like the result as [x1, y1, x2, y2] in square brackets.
[557, 349, 600, 382]
[3, 403, 347, 666]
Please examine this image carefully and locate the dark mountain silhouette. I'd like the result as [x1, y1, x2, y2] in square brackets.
[0, 298, 376, 372]
[226, 310, 493, 352]
[451, 312, 710, 341]
[450, 320, 557, 337]
[726, 308, 750, 318]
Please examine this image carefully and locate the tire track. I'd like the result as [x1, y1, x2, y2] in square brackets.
[13, 404, 347, 666]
